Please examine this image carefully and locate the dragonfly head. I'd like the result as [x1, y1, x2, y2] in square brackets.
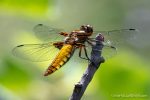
[80, 24, 93, 33]
[96, 33, 104, 42]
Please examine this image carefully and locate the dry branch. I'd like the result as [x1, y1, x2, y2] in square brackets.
[69, 34, 105, 100]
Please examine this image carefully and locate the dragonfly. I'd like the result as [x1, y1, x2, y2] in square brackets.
[12, 24, 138, 76]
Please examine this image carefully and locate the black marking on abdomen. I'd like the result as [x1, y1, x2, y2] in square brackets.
[51, 65, 58, 70]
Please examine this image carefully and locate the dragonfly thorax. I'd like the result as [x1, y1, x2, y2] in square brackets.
[64, 36, 77, 45]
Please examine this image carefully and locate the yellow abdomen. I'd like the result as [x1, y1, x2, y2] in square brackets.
[44, 44, 74, 76]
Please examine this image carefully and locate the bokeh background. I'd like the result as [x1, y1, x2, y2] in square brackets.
[0, 0, 150, 100]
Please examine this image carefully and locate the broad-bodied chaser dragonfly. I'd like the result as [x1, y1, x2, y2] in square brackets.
[13, 24, 138, 76]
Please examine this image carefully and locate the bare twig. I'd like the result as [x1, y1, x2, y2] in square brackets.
[69, 34, 105, 100]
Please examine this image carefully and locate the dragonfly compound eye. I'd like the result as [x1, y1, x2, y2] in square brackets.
[86, 25, 93, 33]
[80, 25, 87, 30]
[80, 25, 93, 33]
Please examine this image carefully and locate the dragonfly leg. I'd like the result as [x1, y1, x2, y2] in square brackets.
[78, 44, 90, 61]
[87, 39, 95, 46]
[83, 46, 90, 60]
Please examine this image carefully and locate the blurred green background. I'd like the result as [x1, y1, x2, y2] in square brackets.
[0, 0, 150, 100]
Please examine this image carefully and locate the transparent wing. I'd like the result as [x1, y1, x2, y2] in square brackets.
[91, 29, 139, 60]
[70, 47, 89, 67]
[102, 42, 117, 59]
[93, 28, 139, 48]
[87, 38, 117, 60]
[33, 24, 64, 42]
[12, 42, 60, 62]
